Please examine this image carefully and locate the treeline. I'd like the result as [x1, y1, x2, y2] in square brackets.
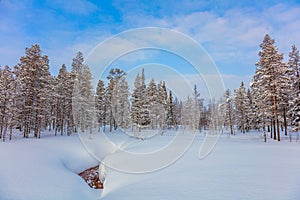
[94, 68, 207, 133]
[0, 44, 83, 141]
[220, 34, 300, 142]
[1, 34, 299, 142]
[0, 44, 212, 142]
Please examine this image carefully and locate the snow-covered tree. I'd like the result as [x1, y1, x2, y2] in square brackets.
[96, 80, 106, 131]
[131, 73, 142, 130]
[234, 81, 250, 133]
[254, 34, 287, 141]
[0, 66, 15, 141]
[208, 98, 223, 131]
[147, 78, 159, 129]
[166, 90, 174, 127]
[173, 97, 182, 129]
[72, 52, 94, 133]
[288, 45, 300, 132]
[222, 89, 234, 135]
[181, 96, 193, 128]
[52, 64, 75, 136]
[112, 76, 130, 129]
[246, 88, 258, 130]
[157, 81, 167, 128]
[16, 44, 51, 138]
[192, 85, 203, 130]
[106, 68, 126, 132]
[139, 69, 150, 129]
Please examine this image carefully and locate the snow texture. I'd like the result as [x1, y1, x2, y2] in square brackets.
[0, 131, 300, 200]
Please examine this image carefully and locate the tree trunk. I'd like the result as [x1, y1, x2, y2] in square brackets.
[283, 108, 287, 136]
[276, 112, 280, 141]
[273, 118, 277, 140]
[270, 119, 273, 139]
[9, 121, 12, 140]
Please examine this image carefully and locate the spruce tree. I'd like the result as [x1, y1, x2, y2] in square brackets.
[96, 80, 106, 131]
[17, 44, 50, 138]
[223, 89, 234, 135]
[0, 66, 15, 141]
[131, 73, 142, 130]
[234, 82, 249, 133]
[106, 68, 126, 131]
[147, 78, 159, 129]
[288, 45, 300, 132]
[254, 34, 285, 141]
[166, 90, 174, 127]
[72, 52, 94, 133]
[139, 69, 150, 128]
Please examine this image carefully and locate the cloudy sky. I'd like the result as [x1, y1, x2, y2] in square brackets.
[1, 0, 300, 97]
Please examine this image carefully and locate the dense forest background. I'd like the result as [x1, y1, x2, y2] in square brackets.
[0, 34, 299, 142]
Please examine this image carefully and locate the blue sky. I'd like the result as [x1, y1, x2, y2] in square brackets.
[1, 0, 300, 94]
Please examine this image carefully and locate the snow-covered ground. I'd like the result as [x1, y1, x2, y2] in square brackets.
[0, 130, 300, 200]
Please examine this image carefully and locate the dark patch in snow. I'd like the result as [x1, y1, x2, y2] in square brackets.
[78, 166, 103, 189]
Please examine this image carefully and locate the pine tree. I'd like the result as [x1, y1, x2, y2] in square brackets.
[0, 66, 15, 141]
[192, 85, 202, 130]
[55, 64, 67, 135]
[96, 80, 106, 131]
[222, 89, 234, 135]
[131, 73, 142, 130]
[250, 73, 268, 132]
[173, 97, 182, 129]
[16, 44, 50, 138]
[114, 76, 130, 129]
[147, 78, 159, 129]
[65, 70, 75, 135]
[181, 96, 193, 129]
[208, 98, 223, 131]
[53, 64, 75, 136]
[234, 81, 249, 133]
[81, 65, 95, 133]
[139, 69, 150, 128]
[157, 81, 167, 128]
[288, 45, 300, 132]
[246, 88, 258, 130]
[166, 90, 174, 127]
[72, 52, 94, 133]
[106, 68, 126, 132]
[291, 97, 300, 132]
[254, 34, 286, 141]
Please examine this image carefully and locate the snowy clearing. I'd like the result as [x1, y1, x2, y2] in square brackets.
[0, 131, 300, 200]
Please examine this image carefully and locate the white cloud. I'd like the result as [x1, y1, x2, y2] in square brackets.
[113, 2, 300, 76]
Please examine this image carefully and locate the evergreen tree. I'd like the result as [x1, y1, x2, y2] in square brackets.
[208, 98, 223, 131]
[54, 64, 69, 135]
[96, 80, 106, 131]
[139, 69, 150, 128]
[72, 52, 94, 133]
[181, 96, 193, 129]
[157, 81, 167, 128]
[147, 78, 159, 129]
[16, 44, 50, 138]
[222, 89, 234, 135]
[234, 81, 249, 133]
[131, 73, 142, 130]
[166, 90, 174, 127]
[173, 97, 182, 129]
[254, 34, 286, 141]
[0, 66, 15, 141]
[106, 68, 126, 131]
[246, 88, 258, 130]
[192, 85, 203, 130]
[114, 76, 130, 129]
[288, 45, 300, 132]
